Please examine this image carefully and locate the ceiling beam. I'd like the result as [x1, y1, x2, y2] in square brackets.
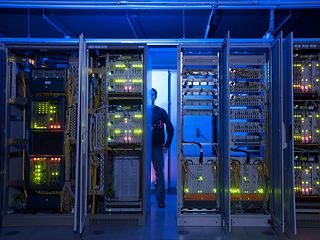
[1, 1, 320, 10]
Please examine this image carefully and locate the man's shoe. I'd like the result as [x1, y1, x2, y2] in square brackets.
[158, 202, 166, 208]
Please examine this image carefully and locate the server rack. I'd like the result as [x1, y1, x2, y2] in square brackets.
[79, 42, 151, 231]
[292, 40, 320, 224]
[228, 45, 271, 227]
[1, 43, 79, 227]
[177, 45, 221, 226]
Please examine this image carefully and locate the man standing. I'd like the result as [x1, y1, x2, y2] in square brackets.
[151, 88, 174, 208]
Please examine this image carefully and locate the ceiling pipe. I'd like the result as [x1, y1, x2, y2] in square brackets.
[182, 9, 185, 39]
[1, 1, 320, 9]
[127, 13, 138, 38]
[42, 10, 70, 38]
[204, 8, 216, 39]
[27, 8, 30, 38]
[0, 37, 275, 47]
[274, 10, 292, 35]
[263, 8, 274, 39]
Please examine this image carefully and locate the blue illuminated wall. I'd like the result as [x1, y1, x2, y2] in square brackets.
[151, 70, 177, 191]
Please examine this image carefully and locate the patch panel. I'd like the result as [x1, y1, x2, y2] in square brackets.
[230, 67, 263, 79]
[231, 135, 262, 145]
[230, 95, 264, 106]
[182, 86, 218, 96]
[183, 98, 217, 106]
[230, 109, 264, 120]
[182, 77, 218, 86]
[183, 108, 217, 116]
[231, 122, 264, 133]
[230, 81, 264, 93]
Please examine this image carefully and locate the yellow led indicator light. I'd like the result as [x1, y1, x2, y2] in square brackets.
[198, 176, 203, 181]
[115, 79, 126, 83]
[197, 190, 203, 193]
[115, 64, 126, 68]
[184, 188, 189, 193]
[134, 114, 143, 119]
[115, 114, 121, 118]
[132, 79, 143, 83]
[213, 188, 217, 193]
[115, 129, 121, 134]
[132, 64, 143, 69]
[230, 188, 240, 194]
[134, 129, 143, 135]
[257, 188, 264, 194]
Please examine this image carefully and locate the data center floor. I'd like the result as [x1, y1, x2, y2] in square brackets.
[1, 194, 319, 240]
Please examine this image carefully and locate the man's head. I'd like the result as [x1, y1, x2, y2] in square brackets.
[151, 88, 157, 106]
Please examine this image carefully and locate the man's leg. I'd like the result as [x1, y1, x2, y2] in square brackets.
[152, 147, 165, 206]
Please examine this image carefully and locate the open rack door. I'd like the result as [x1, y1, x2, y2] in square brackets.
[270, 33, 284, 233]
[74, 34, 89, 234]
[0, 45, 6, 227]
[218, 31, 231, 232]
[282, 32, 297, 236]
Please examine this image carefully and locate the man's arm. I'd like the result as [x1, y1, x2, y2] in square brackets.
[162, 110, 174, 148]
